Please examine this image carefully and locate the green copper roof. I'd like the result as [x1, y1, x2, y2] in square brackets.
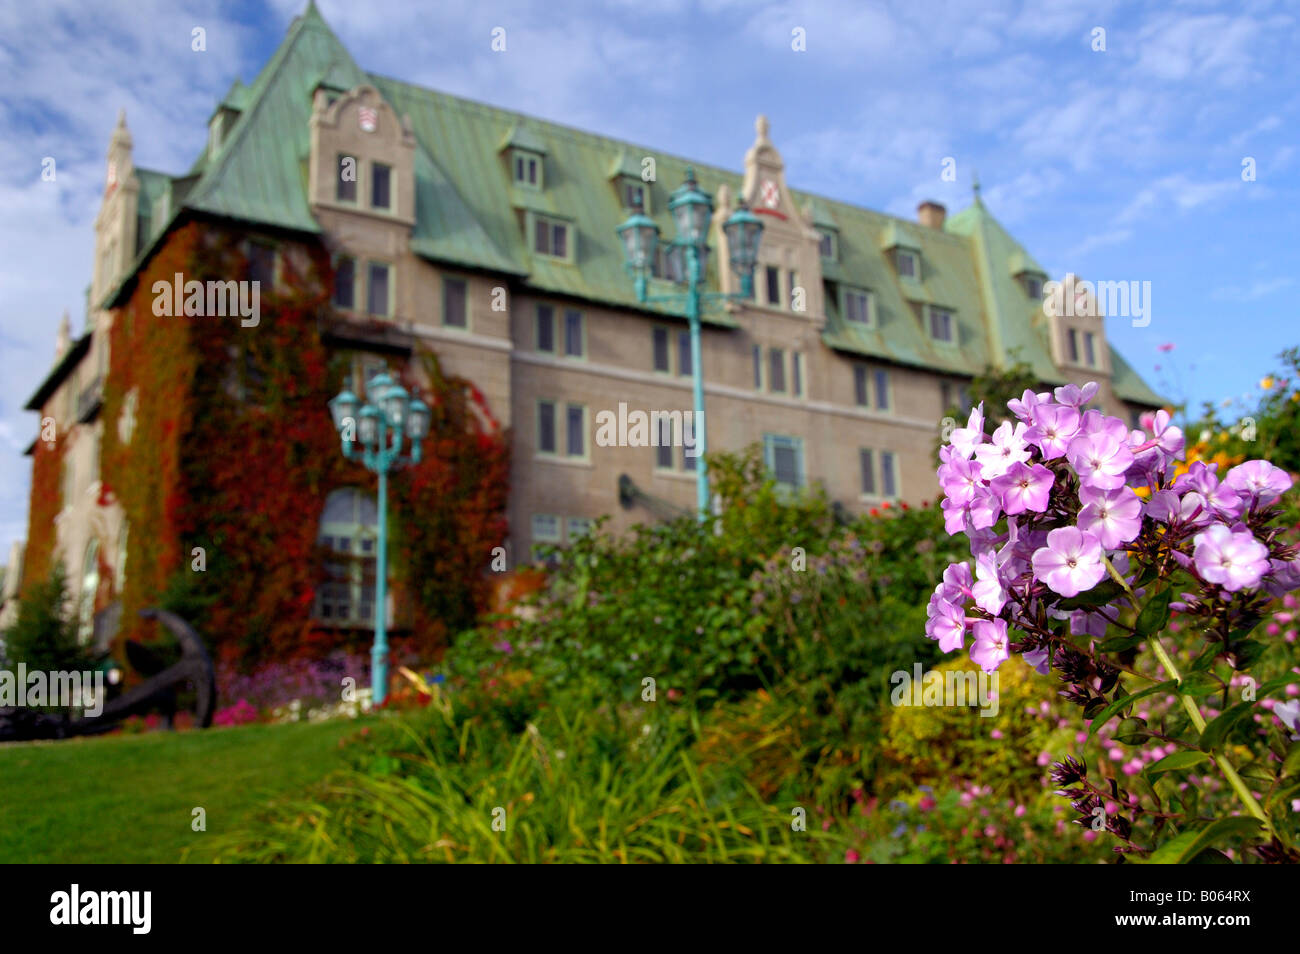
[100, 0, 1162, 406]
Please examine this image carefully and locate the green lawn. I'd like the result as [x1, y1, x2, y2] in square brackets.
[0, 718, 369, 863]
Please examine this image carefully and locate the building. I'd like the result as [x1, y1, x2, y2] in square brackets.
[10, 2, 1162, 655]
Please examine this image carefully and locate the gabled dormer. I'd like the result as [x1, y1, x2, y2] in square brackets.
[806, 197, 839, 263]
[207, 78, 248, 160]
[1044, 273, 1111, 375]
[500, 121, 548, 191]
[1008, 250, 1047, 303]
[608, 147, 649, 212]
[879, 220, 922, 282]
[308, 84, 416, 225]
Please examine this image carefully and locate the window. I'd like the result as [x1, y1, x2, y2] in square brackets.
[763, 435, 804, 489]
[793, 352, 804, 397]
[1067, 329, 1080, 363]
[854, 366, 869, 407]
[652, 327, 670, 372]
[371, 162, 392, 210]
[682, 417, 697, 471]
[652, 244, 683, 282]
[367, 263, 391, 316]
[882, 451, 899, 497]
[860, 449, 876, 495]
[315, 488, 379, 625]
[677, 330, 692, 377]
[443, 277, 467, 328]
[566, 403, 585, 457]
[844, 288, 872, 325]
[1084, 331, 1097, 367]
[929, 306, 954, 342]
[941, 381, 952, 413]
[564, 310, 584, 357]
[874, 369, 890, 411]
[655, 415, 674, 469]
[534, 216, 569, 259]
[336, 154, 357, 203]
[536, 305, 555, 352]
[514, 151, 541, 187]
[248, 243, 276, 288]
[818, 229, 837, 260]
[1025, 275, 1043, 300]
[896, 249, 918, 279]
[334, 257, 355, 309]
[752, 344, 763, 389]
[765, 266, 780, 306]
[769, 348, 786, 393]
[624, 182, 644, 209]
[788, 270, 799, 310]
[537, 401, 557, 454]
[531, 514, 560, 560]
[567, 517, 592, 540]
[860, 448, 900, 498]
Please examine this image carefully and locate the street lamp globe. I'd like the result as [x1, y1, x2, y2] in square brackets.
[668, 167, 713, 248]
[382, 383, 409, 430]
[358, 405, 380, 446]
[407, 397, 431, 441]
[366, 371, 393, 405]
[723, 199, 764, 290]
[616, 208, 660, 274]
[329, 388, 358, 433]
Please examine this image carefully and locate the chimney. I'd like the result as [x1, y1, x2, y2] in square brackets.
[917, 200, 946, 229]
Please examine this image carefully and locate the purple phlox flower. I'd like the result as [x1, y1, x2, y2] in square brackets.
[937, 455, 985, 506]
[1079, 408, 1130, 443]
[1139, 410, 1157, 432]
[1053, 382, 1100, 408]
[1077, 484, 1143, 550]
[1031, 526, 1107, 598]
[1070, 609, 1109, 639]
[1264, 557, 1300, 598]
[1173, 461, 1243, 518]
[1024, 404, 1080, 459]
[1144, 489, 1212, 528]
[1147, 409, 1185, 461]
[991, 461, 1055, 515]
[1007, 389, 1052, 426]
[1274, 700, 1300, 733]
[1067, 431, 1135, 491]
[972, 550, 1008, 615]
[1022, 646, 1050, 675]
[1224, 460, 1293, 507]
[926, 594, 967, 651]
[1192, 524, 1269, 592]
[969, 486, 1002, 530]
[948, 403, 986, 460]
[943, 560, 974, 593]
[970, 618, 1010, 673]
[973, 421, 1031, 479]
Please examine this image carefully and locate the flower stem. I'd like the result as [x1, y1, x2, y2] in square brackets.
[1100, 556, 1272, 833]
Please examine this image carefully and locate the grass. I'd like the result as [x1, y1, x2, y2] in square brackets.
[0, 717, 371, 863]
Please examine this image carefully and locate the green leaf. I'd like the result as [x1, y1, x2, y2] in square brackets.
[1116, 717, 1149, 745]
[1145, 750, 1210, 780]
[1175, 672, 1223, 698]
[1199, 701, 1257, 753]
[1088, 681, 1176, 739]
[1097, 633, 1146, 653]
[1144, 817, 1264, 864]
[1134, 587, 1173, 639]
[1283, 742, 1300, 778]
[1188, 641, 1222, 673]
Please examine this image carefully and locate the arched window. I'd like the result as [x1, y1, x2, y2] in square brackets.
[77, 539, 100, 645]
[315, 488, 378, 624]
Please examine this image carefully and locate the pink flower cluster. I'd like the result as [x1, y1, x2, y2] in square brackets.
[926, 382, 1297, 673]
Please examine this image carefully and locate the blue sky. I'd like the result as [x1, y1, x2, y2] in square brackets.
[1, 0, 1297, 560]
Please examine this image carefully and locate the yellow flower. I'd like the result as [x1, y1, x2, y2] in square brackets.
[1260, 376, 1275, 391]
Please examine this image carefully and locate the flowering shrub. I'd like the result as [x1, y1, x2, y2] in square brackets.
[926, 381, 1300, 862]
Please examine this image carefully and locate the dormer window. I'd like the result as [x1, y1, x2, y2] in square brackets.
[1024, 274, 1043, 300]
[896, 249, 918, 280]
[928, 305, 955, 343]
[843, 287, 873, 326]
[513, 150, 543, 189]
[818, 228, 838, 261]
[623, 180, 645, 210]
[532, 213, 572, 262]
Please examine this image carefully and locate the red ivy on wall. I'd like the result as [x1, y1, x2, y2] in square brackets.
[92, 221, 510, 668]
[20, 432, 66, 598]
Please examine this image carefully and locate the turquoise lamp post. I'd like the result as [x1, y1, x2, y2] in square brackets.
[617, 168, 764, 518]
[329, 369, 431, 705]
